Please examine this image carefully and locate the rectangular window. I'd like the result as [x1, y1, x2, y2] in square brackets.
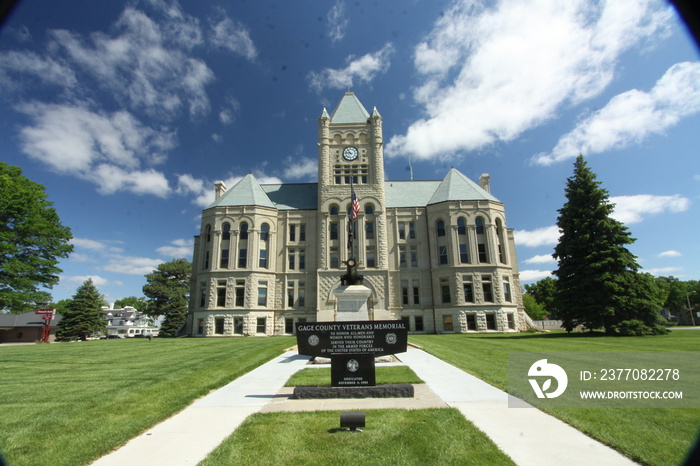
[235, 280, 245, 307]
[197, 318, 204, 334]
[238, 249, 247, 268]
[330, 247, 339, 268]
[287, 282, 295, 307]
[402, 280, 409, 305]
[257, 282, 268, 307]
[285, 317, 294, 334]
[439, 245, 448, 265]
[203, 251, 210, 270]
[220, 249, 229, 269]
[256, 317, 266, 333]
[300, 224, 306, 242]
[288, 249, 296, 270]
[443, 315, 454, 332]
[408, 222, 416, 239]
[259, 249, 268, 269]
[478, 244, 488, 263]
[298, 281, 305, 307]
[415, 316, 424, 332]
[330, 222, 338, 240]
[215, 317, 225, 335]
[503, 277, 512, 302]
[440, 278, 451, 304]
[486, 313, 496, 330]
[398, 222, 406, 240]
[412, 280, 420, 305]
[365, 221, 374, 240]
[366, 246, 376, 268]
[410, 246, 418, 267]
[217, 280, 226, 307]
[299, 249, 306, 270]
[234, 317, 244, 335]
[466, 314, 476, 330]
[463, 276, 474, 303]
[459, 244, 468, 264]
[289, 224, 296, 242]
[399, 246, 407, 268]
[507, 313, 516, 330]
[482, 275, 493, 302]
[199, 282, 207, 307]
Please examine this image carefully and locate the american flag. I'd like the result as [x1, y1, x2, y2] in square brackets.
[351, 187, 360, 220]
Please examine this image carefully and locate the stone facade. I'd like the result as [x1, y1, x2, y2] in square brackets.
[186, 92, 526, 336]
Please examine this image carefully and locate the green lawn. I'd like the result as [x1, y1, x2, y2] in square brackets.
[0, 337, 293, 466]
[200, 409, 515, 466]
[410, 331, 700, 466]
[285, 365, 423, 387]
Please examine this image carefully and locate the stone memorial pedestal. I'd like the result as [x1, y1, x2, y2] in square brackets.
[334, 284, 372, 321]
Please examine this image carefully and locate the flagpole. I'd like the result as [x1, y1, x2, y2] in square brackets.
[349, 174, 355, 261]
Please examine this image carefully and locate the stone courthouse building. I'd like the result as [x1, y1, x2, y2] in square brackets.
[185, 92, 526, 337]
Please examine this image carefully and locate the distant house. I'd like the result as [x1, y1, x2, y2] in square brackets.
[102, 306, 159, 337]
[0, 312, 62, 343]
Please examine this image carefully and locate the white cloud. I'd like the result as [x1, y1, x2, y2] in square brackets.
[327, 1, 349, 43]
[210, 12, 257, 60]
[535, 61, 700, 165]
[610, 194, 690, 224]
[658, 250, 681, 258]
[0, 51, 77, 90]
[641, 266, 683, 276]
[177, 172, 282, 208]
[514, 225, 559, 248]
[308, 43, 394, 91]
[18, 102, 174, 197]
[523, 254, 556, 265]
[101, 256, 164, 275]
[61, 275, 111, 286]
[157, 239, 194, 259]
[386, 0, 672, 160]
[283, 157, 317, 180]
[70, 237, 124, 254]
[519, 270, 554, 282]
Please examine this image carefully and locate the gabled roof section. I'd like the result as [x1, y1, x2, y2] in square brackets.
[330, 91, 370, 124]
[207, 173, 276, 209]
[262, 183, 318, 210]
[428, 168, 500, 204]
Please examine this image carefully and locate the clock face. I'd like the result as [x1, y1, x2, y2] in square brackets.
[343, 146, 359, 161]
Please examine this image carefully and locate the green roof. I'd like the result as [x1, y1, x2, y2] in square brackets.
[330, 92, 370, 124]
[207, 174, 276, 209]
[208, 169, 499, 211]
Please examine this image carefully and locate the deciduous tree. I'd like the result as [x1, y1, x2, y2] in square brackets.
[143, 259, 191, 337]
[0, 163, 73, 312]
[524, 277, 558, 317]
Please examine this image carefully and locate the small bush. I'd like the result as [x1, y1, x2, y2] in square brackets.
[608, 319, 668, 336]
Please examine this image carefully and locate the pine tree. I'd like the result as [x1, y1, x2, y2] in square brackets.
[56, 278, 107, 341]
[143, 259, 191, 337]
[553, 155, 640, 333]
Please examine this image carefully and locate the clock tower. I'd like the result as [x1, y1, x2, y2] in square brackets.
[316, 92, 389, 317]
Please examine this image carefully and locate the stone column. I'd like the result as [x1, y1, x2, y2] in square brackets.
[334, 285, 372, 321]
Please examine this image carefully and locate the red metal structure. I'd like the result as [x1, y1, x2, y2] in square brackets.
[35, 308, 55, 343]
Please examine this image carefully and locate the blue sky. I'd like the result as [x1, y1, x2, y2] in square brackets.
[1, 0, 698, 305]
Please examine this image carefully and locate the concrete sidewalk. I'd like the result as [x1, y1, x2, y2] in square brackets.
[399, 348, 636, 466]
[92, 351, 310, 466]
[93, 347, 636, 466]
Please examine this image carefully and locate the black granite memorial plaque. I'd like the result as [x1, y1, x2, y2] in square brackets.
[295, 320, 408, 358]
[331, 354, 375, 387]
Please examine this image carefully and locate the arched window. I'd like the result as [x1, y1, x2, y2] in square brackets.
[203, 224, 212, 270]
[457, 217, 468, 264]
[329, 204, 339, 216]
[436, 220, 447, 265]
[476, 217, 489, 263]
[238, 222, 248, 268]
[259, 223, 270, 268]
[220, 222, 231, 269]
[436, 220, 446, 237]
[365, 204, 374, 215]
[496, 218, 507, 264]
[205, 224, 212, 242]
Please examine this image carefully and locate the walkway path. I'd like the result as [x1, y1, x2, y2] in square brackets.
[93, 348, 636, 466]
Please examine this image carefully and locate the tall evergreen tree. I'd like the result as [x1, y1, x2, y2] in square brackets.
[143, 258, 191, 337]
[553, 155, 640, 333]
[56, 279, 107, 341]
